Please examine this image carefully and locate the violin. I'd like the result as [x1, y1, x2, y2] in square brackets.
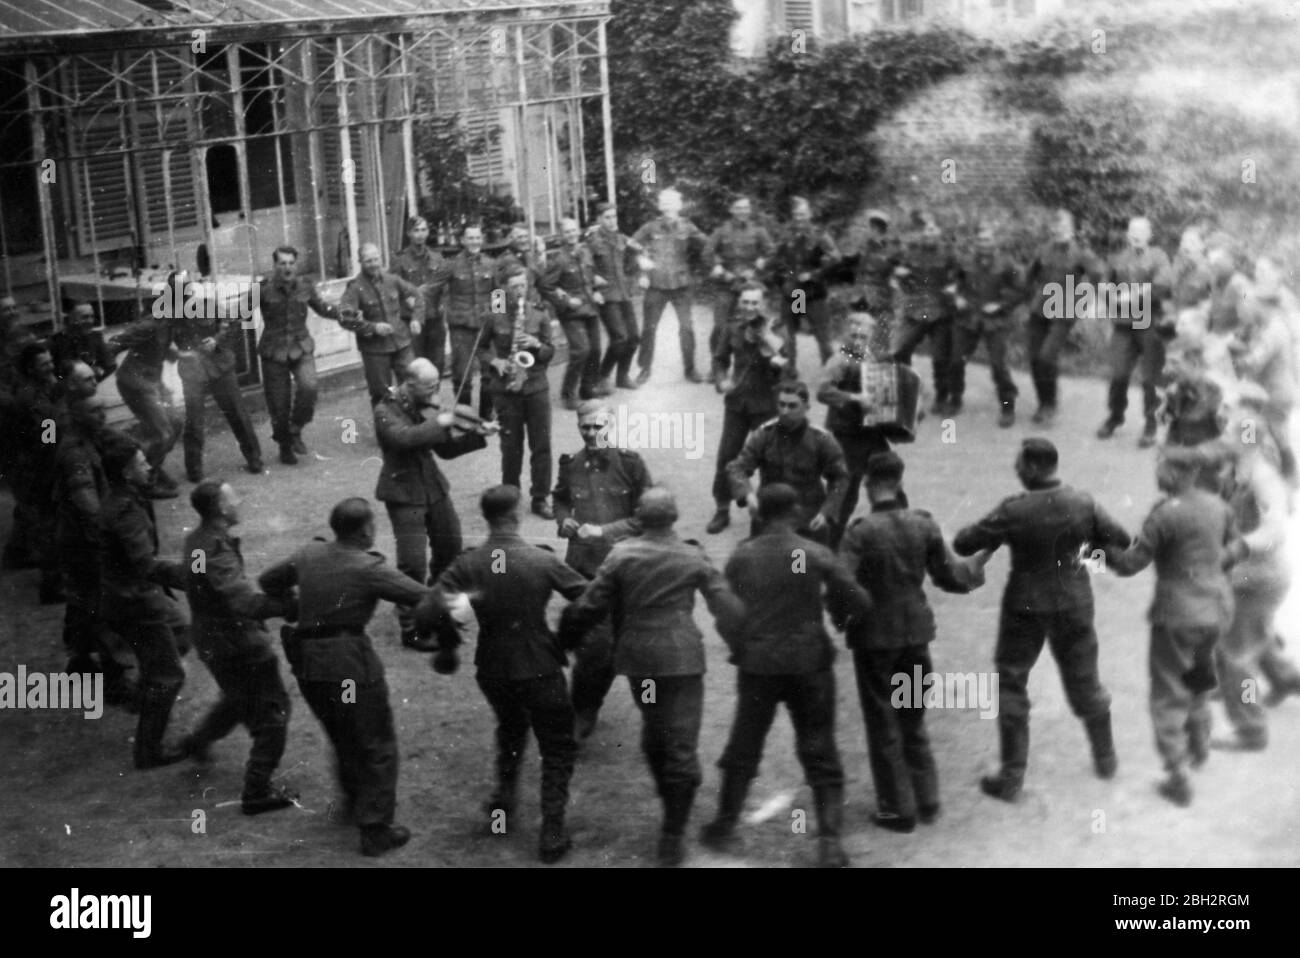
[436, 403, 500, 437]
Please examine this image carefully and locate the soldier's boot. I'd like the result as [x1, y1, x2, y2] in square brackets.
[705, 502, 731, 535]
[656, 785, 695, 867]
[699, 770, 749, 851]
[1157, 767, 1193, 807]
[278, 443, 298, 466]
[1085, 711, 1118, 779]
[133, 685, 184, 770]
[485, 752, 521, 820]
[980, 719, 1028, 802]
[360, 824, 411, 857]
[1261, 638, 1300, 706]
[538, 812, 572, 864]
[1138, 417, 1158, 450]
[1187, 717, 1210, 770]
[998, 403, 1016, 429]
[184, 449, 203, 484]
[290, 431, 308, 456]
[242, 785, 297, 816]
[813, 784, 850, 868]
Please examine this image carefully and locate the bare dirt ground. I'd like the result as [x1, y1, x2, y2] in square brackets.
[2, 305, 1298, 868]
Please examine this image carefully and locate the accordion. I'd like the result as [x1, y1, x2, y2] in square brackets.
[857, 361, 922, 443]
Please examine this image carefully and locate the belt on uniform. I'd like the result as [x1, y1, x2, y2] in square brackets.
[291, 625, 364, 640]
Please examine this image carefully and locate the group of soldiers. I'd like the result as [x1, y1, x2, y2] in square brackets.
[2, 186, 1298, 868]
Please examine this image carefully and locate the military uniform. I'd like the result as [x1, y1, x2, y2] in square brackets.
[170, 306, 263, 479]
[552, 445, 652, 723]
[392, 243, 448, 371]
[856, 231, 901, 357]
[495, 246, 545, 289]
[816, 353, 894, 548]
[841, 501, 983, 822]
[50, 328, 116, 382]
[1171, 252, 1212, 311]
[1206, 271, 1251, 335]
[711, 318, 794, 508]
[711, 523, 871, 857]
[258, 538, 429, 838]
[558, 529, 744, 855]
[486, 293, 555, 503]
[704, 219, 774, 361]
[99, 479, 187, 767]
[1023, 238, 1104, 416]
[541, 244, 603, 401]
[109, 316, 181, 478]
[586, 225, 641, 384]
[12, 371, 65, 597]
[256, 275, 339, 451]
[1102, 245, 1174, 436]
[183, 517, 294, 802]
[631, 215, 706, 379]
[951, 248, 1022, 417]
[1215, 453, 1291, 747]
[421, 531, 588, 840]
[890, 233, 960, 403]
[770, 222, 838, 364]
[725, 418, 850, 545]
[339, 270, 423, 402]
[1107, 487, 1239, 776]
[954, 478, 1130, 792]
[372, 388, 487, 637]
[434, 249, 498, 416]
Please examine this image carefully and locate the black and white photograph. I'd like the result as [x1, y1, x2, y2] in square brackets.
[0, 0, 1295, 902]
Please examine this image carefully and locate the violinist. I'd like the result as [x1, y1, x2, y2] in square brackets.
[373, 358, 498, 650]
[706, 283, 796, 535]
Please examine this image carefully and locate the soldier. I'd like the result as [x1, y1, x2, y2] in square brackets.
[106, 310, 181, 497]
[541, 217, 607, 408]
[1233, 257, 1297, 482]
[11, 342, 65, 602]
[418, 485, 590, 863]
[552, 401, 653, 739]
[771, 196, 839, 366]
[586, 202, 642, 391]
[340, 242, 423, 403]
[704, 195, 773, 378]
[841, 453, 989, 832]
[1023, 209, 1103, 426]
[258, 497, 429, 856]
[1170, 227, 1213, 311]
[816, 309, 897, 549]
[164, 272, 264, 481]
[953, 438, 1131, 801]
[98, 434, 189, 769]
[890, 214, 960, 413]
[435, 224, 499, 418]
[393, 216, 448, 372]
[559, 488, 744, 866]
[702, 483, 872, 867]
[179, 480, 298, 814]
[59, 359, 98, 403]
[705, 283, 794, 535]
[632, 188, 707, 385]
[950, 223, 1022, 426]
[256, 245, 341, 465]
[725, 380, 850, 546]
[856, 210, 900, 357]
[49, 302, 116, 383]
[495, 222, 546, 288]
[374, 358, 496, 649]
[1097, 217, 1174, 448]
[485, 267, 555, 518]
[1204, 233, 1252, 335]
[1105, 447, 1242, 806]
[53, 395, 137, 706]
[1213, 388, 1291, 752]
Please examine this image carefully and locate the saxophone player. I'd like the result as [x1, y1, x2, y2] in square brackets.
[488, 266, 557, 518]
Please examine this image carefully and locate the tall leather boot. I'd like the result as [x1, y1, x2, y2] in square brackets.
[134, 685, 184, 770]
[1085, 711, 1118, 779]
[657, 785, 695, 867]
[813, 784, 849, 868]
[699, 771, 750, 850]
[981, 718, 1028, 802]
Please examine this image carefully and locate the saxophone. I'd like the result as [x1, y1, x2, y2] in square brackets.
[505, 291, 535, 393]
